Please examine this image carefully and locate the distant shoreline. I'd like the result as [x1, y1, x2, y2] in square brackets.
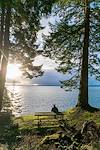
[5, 84, 100, 87]
[6, 84, 60, 86]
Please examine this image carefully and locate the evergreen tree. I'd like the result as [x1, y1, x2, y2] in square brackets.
[44, 0, 100, 110]
[0, 0, 57, 111]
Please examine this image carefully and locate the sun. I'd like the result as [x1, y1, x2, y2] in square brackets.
[7, 63, 22, 80]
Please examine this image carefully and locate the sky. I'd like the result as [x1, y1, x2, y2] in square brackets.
[33, 55, 58, 70]
[36, 14, 59, 49]
[34, 14, 59, 70]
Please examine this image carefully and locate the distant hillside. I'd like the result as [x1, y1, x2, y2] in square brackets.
[7, 70, 100, 86]
[29, 70, 67, 86]
[25, 70, 100, 86]
[25, 70, 100, 85]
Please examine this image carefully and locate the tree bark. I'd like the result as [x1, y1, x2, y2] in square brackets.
[0, 5, 11, 111]
[0, 3, 5, 65]
[78, 0, 90, 110]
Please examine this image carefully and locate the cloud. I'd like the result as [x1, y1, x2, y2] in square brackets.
[33, 55, 58, 70]
[36, 15, 59, 48]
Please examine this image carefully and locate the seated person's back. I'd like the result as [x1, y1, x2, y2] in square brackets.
[51, 105, 59, 114]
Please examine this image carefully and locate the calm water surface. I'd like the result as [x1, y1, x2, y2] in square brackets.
[6, 85, 100, 116]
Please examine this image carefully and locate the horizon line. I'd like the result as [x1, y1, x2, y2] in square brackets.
[5, 83, 100, 87]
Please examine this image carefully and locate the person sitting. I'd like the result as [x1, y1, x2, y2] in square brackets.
[51, 105, 59, 114]
[51, 105, 63, 119]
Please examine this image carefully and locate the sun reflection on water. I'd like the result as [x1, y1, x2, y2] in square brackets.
[7, 85, 22, 116]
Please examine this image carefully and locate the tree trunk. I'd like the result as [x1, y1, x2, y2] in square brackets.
[78, 0, 90, 110]
[0, 5, 11, 111]
[0, 3, 5, 65]
[0, 3, 5, 111]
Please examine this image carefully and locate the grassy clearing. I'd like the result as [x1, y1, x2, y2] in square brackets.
[13, 108, 100, 131]
[13, 114, 60, 131]
[64, 107, 100, 128]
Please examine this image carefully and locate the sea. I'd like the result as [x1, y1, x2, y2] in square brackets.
[6, 85, 100, 116]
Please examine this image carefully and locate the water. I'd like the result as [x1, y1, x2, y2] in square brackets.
[6, 85, 100, 116]
[89, 86, 100, 108]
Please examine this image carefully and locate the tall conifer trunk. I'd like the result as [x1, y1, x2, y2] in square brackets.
[0, 5, 11, 111]
[0, 3, 5, 111]
[0, 3, 5, 64]
[78, 0, 90, 109]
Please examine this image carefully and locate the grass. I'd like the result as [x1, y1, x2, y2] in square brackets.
[64, 107, 100, 128]
[13, 108, 100, 131]
[13, 114, 60, 131]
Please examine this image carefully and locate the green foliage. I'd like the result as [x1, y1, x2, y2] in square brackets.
[0, 123, 19, 147]
[10, 0, 58, 77]
[0, 0, 58, 78]
[44, 0, 100, 90]
[0, 112, 20, 149]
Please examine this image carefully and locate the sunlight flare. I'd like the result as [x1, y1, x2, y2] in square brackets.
[7, 63, 22, 80]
